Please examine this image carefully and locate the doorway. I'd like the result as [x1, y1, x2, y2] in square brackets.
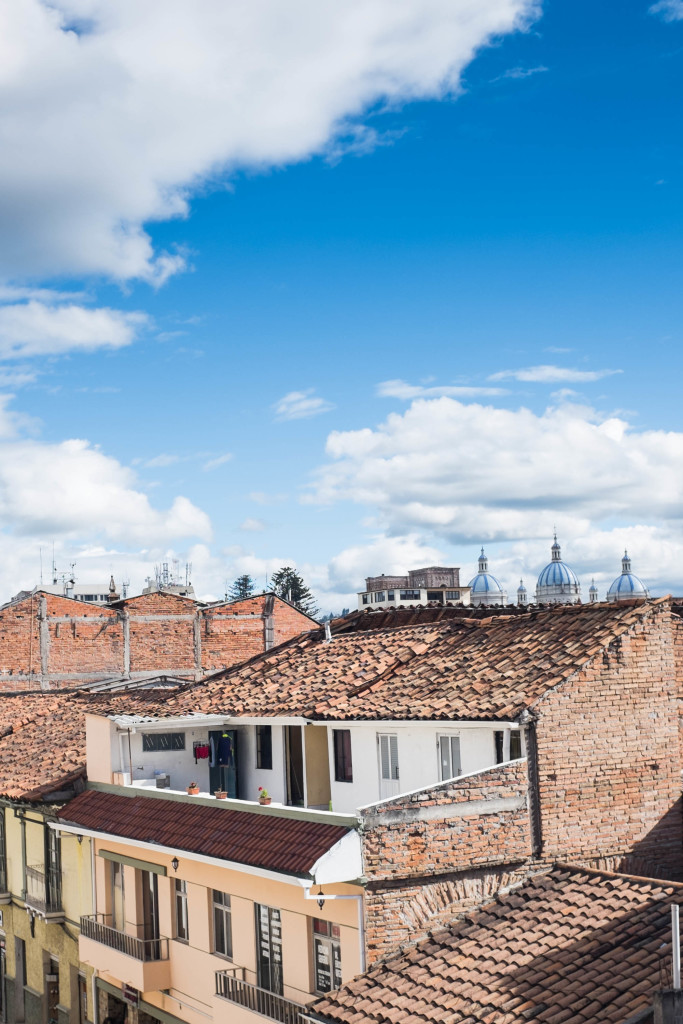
[140, 871, 160, 960]
[255, 905, 283, 995]
[377, 733, 400, 800]
[284, 726, 305, 806]
[45, 958, 59, 1024]
[209, 729, 238, 797]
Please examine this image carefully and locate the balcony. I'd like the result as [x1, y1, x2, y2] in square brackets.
[24, 865, 63, 919]
[79, 915, 171, 993]
[215, 969, 307, 1024]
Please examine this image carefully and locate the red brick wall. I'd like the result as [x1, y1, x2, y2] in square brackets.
[534, 602, 682, 879]
[0, 591, 314, 689]
[361, 760, 531, 961]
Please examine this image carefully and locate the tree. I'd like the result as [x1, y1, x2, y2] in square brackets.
[270, 566, 318, 617]
[229, 574, 255, 601]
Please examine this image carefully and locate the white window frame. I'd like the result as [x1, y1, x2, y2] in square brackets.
[437, 733, 461, 781]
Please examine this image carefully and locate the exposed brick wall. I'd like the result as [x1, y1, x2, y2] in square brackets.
[0, 591, 314, 690]
[533, 602, 683, 880]
[361, 761, 531, 961]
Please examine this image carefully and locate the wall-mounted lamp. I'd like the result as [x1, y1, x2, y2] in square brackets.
[171, 857, 179, 872]
[317, 887, 325, 911]
[77, 834, 83, 845]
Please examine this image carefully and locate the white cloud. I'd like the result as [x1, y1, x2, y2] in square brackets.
[489, 364, 622, 383]
[143, 453, 180, 468]
[327, 534, 442, 594]
[308, 396, 683, 545]
[0, 0, 538, 284]
[0, 302, 148, 358]
[377, 379, 507, 399]
[273, 389, 335, 421]
[239, 518, 267, 533]
[249, 491, 288, 506]
[649, 0, 683, 20]
[203, 453, 233, 472]
[496, 64, 548, 79]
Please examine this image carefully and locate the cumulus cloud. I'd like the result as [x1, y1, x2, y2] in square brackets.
[489, 365, 622, 383]
[273, 389, 335, 421]
[0, 0, 538, 283]
[308, 397, 683, 544]
[377, 379, 507, 399]
[0, 302, 148, 358]
[649, 0, 683, 20]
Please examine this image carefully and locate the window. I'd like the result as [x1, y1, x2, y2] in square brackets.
[256, 725, 273, 770]
[312, 919, 342, 994]
[213, 891, 232, 959]
[495, 731, 504, 764]
[142, 732, 185, 752]
[399, 589, 421, 601]
[110, 860, 125, 931]
[427, 591, 443, 602]
[387, 590, 395, 601]
[372, 591, 386, 603]
[333, 730, 353, 783]
[495, 730, 522, 763]
[175, 879, 189, 943]
[445, 591, 460, 601]
[256, 905, 282, 994]
[438, 735, 461, 781]
[362, 594, 369, 605]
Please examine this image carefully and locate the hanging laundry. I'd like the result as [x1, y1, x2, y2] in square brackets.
[217, 732, 234, 767]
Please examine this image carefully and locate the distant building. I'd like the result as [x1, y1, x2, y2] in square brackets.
[535, 534, 582, 605]
[358, 566, 472, 610]
[607, 550, 650, 602]
[468, 549, 507, 607]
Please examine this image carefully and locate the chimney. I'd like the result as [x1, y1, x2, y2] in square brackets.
[654, 992, 683, 1024]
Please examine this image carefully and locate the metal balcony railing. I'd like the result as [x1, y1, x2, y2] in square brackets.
[80, 915, 169, 962]
[0, 856, 7, 895]
[215, 969, 306, 1024]
[25, 865, 62, 914]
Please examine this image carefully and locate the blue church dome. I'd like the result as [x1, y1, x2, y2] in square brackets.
[468, 549, 507, 606]
[535, 535, 581, 605]
[607, 551, 649, 602]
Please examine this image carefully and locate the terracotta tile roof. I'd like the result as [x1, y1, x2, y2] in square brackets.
[58, 788, 351, 876]
[312, 864, 680, 1024]
[145, 599, 667, 722]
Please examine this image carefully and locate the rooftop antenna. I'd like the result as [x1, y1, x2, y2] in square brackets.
[122, 577, 130, 600]
[52, 542, 57, 585]
[185, 562, 192, 586]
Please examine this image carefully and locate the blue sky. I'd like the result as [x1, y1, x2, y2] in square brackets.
[1, 0, 683, 610]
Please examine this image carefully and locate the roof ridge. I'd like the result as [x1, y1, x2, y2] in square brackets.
[553, 860, 683, 889]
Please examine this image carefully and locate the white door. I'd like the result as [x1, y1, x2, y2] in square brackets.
[377, 733, 400, 799]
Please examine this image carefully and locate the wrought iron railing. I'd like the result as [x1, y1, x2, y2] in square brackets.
[80, 914, 169, 962]
[215, 969, 306, 1024]
[25, 865, 62, 914]
[0, 855, 7, 895]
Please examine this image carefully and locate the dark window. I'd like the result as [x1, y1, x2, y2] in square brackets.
[372, 591, 385, 603]
[175, 879, 189, 943]
[427, 591, 443, 602]
[312, 919, 342, 994]
[387, 590, 395, 601]
[445, 591, 460, 601]
[333, 730, 353, 783]
[399, 589, 421, 601]
[510, 731, 522, 759]
[256, 726, 273, 770]
[212, 891, 232, 959]
[494, 731, 504, 764]
[142, 732, 185, 752]
[362, 594, 368, 605]
[256, 905, 282, 995]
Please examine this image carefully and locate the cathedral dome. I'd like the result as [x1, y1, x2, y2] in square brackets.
[607, 552, 649, 602]
[535, 535, 581, 605]
[468, 548, 507, 606]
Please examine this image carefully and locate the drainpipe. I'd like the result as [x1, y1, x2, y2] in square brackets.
[519, 710, 542, 857]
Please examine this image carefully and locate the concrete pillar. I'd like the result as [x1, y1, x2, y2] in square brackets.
[194, 610, 202, 678]
[122, 611, 130, 678]
[38, 596, 50, 691]
[655, 991, 683, 1023]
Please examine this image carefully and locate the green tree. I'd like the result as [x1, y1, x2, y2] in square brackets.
[229, 574, 255, 601]
[270, 566, 318, 617]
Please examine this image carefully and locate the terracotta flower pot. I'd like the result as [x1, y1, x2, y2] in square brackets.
[214, 790, 227, 800]
[259, 796, 272, 805]
[187, 785, 200, 795]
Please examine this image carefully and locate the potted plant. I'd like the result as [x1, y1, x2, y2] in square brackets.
[187, 782, 200, 795]
[258, 786, 271, 805]
[214, 789, 227, 800]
